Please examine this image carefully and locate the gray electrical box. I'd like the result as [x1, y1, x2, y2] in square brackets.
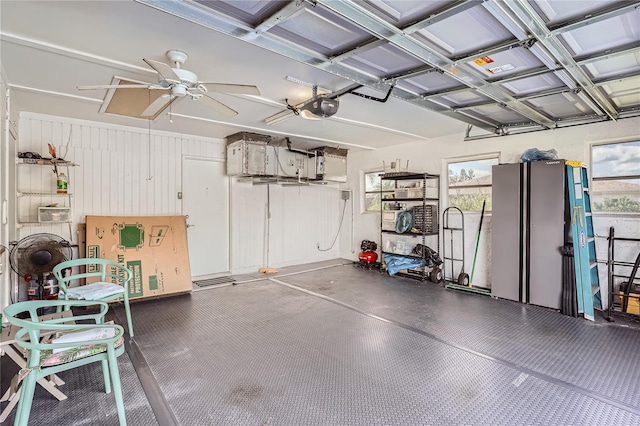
[268, 146, 314, 180]
[315, 147, 348, 182]
[225, 133, 348, 182]
[226, 132, 270, 176]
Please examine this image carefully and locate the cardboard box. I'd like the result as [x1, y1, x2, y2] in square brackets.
[85, 215, 192, 300]
[619, 291, 640, 315]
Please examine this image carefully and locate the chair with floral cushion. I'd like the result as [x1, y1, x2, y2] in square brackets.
[3, 300, 127, 426]
[52, 257, 134, 337]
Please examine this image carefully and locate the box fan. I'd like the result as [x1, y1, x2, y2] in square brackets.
[9, 233, 72, 300]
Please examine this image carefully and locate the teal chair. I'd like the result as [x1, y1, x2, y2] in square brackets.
[3, 300, 127, 426]
[52, 258, 134, 337]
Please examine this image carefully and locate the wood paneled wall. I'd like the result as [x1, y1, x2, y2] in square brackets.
[17, 113, 343, 274]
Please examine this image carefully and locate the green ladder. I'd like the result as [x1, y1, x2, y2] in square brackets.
[566, 161, 602, 321]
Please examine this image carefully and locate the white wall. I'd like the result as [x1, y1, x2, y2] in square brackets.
[16, 113, 224, 243]
[14, 113, 343, 280]
[343, 117, 640, 301]
[230, 179, 343, 274]
[12, 111, 638, 305]
[0, 73, 10, 314]
[0, 75, 19, 315]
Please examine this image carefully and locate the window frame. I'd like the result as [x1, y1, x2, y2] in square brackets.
[444, 153, 500, 213]
[590, 140, 640, 215]
[362, 170, 394, 213]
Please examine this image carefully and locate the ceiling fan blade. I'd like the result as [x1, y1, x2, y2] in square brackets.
[199, 83, 260, 96]
[77, 84, 157, 90]
[143, 58, 181, 82]
[199, 94, 238, 117]
[140, 96, 171, 118]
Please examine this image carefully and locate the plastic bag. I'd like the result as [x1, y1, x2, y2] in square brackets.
[520, 148, 558, 162]
[395, 210, 413, 233]
[411, 244, 443, 267]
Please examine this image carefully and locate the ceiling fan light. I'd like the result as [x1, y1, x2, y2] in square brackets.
[172, 85, 188, 97]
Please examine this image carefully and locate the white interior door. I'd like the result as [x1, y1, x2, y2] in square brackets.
[182, 157, 229, 278]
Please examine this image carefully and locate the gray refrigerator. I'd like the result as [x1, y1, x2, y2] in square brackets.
[491, 160, 566, 309]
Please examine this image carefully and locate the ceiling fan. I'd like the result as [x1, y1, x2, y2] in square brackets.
[78, 50, 260, 118]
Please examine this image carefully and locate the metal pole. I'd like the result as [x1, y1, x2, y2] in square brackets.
[470, 200, 486, 287]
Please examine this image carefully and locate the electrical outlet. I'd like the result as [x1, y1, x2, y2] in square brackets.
[341, 190, 350, 201]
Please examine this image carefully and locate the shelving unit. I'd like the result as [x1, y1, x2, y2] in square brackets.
[606, 227, 640, 321]
[380, 172, 441, 282]
[16, 158, 77, 232]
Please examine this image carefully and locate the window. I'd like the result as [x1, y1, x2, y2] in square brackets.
[364, 171, 394, 212]
[448, 157, 499, 211]
[591, 141, 640, 213]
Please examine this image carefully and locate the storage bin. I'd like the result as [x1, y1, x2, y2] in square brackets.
[412, 205, 438, 233]
[384, 159, 410, 174]
[394, 187, 423, 199]
[38, 207, 71, 223]
[382, 234, 419, 255]
[382, 210, 404, 221]
[382, 220, 396, 231]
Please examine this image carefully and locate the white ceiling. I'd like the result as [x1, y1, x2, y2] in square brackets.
[1, 0, 638, 151]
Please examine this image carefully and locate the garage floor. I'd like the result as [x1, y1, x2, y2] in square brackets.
[2, 259, 640, 425]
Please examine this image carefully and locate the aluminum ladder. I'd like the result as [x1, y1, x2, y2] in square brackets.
[566, 161, 602, 321]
